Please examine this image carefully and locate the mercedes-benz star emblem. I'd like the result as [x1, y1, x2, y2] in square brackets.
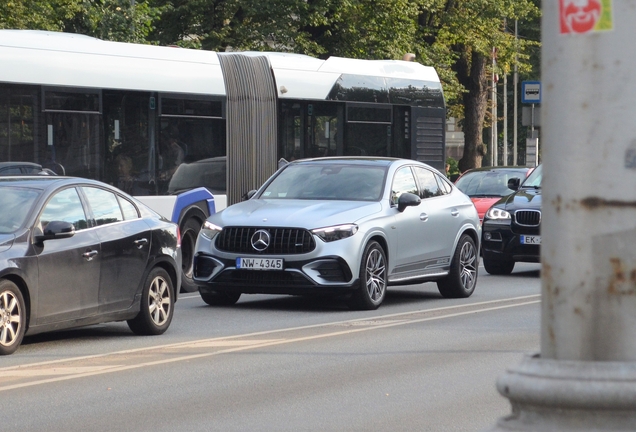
[251, 229, 271, 252]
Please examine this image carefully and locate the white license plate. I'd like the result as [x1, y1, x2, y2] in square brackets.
[236, 257, 283, 270]
[521, 235, 541, 245]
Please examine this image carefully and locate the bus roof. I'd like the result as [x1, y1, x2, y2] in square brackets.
[0, 29, 441, 100]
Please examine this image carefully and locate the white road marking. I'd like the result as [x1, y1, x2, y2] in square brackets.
[0, 295, 540, 392]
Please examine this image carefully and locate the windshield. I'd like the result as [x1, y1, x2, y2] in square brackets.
[521, 164, 542, 188]
[0, 186, 41, 233]
[260, 163, 387, 201]
[455, 169, 529, 197]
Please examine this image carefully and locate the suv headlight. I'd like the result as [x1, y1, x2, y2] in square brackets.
[200, 220, 223, 239]
[485, 207, 511, 220]
[312, 224, 358, 242]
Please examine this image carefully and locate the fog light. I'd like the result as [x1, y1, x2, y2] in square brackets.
[484, 232, 492, 240]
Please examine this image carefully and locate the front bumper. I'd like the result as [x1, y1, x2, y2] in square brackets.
[482, 220, 540, 263]
[194, 253, 359, 295]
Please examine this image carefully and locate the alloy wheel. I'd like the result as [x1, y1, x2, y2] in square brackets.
[365, 248, 386, 302]
[0, 290, 21, 348]
[148, 276, 172, 327]
[459, 241, 477, 290]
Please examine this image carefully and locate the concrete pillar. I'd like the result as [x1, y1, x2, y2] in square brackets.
[490, 1, 636, 430]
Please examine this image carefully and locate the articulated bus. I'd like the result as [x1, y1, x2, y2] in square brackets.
[0, 29, 446, 291]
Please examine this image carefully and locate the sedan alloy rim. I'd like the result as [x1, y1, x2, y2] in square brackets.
[365, 249, 386, 302]
[0, 291, 21, 347]
[459, 242, 477, 290]
[148, 276, 171, 326]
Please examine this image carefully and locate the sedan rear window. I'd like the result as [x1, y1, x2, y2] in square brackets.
[0, 187, 40, 233]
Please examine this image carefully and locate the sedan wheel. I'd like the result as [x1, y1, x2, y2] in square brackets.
[0, 280, 26, 356]
[128, 268, 174, 335]
[348, 241, 387, 310]
[437, 234, 478, 298]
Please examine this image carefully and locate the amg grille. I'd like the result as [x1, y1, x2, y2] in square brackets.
[215, 227, 316, 254]
[515, 210, 541, 227]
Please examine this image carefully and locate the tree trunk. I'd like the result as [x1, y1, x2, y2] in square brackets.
[455, 50, 489, 173]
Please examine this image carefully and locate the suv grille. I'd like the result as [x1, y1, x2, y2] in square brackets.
[515, 210, 541, 227]
[215, 227, 316, 254]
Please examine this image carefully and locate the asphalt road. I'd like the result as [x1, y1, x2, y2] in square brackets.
[0, 261, 541, 431]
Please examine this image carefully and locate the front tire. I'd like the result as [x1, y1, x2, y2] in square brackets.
[200, 289, 241, 306]
[180, 217, 202, 293]
[437, 234, 478, 298]
[483, 254, 515, 275]
[0, 279, 26, 356]
[348, 241, 387, 310]
[128, 267, 174, 335]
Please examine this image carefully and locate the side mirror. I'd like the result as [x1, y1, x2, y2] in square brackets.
[507, 178, 520, 191]
[242, 190, 257, 201]
[35, 220, 75, 242]
[397, 192, 421, 212]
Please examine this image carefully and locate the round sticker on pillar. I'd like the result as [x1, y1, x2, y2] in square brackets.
[559, 0, 613, 34]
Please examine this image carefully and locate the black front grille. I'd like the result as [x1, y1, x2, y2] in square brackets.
[216, 227, 316, 254]
[515, 210, 541, 227]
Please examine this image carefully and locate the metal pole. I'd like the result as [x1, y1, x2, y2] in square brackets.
[503, 73, 508, 166]
[513, 20, 518, 166]
[502, 18, 508, 166]
[492, 47, 498, 166]
[490, 1, 636, 430]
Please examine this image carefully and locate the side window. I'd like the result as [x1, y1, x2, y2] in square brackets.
[118, 195, 140, 220]
[391, 167, 418, 205]
[435, 173, 452, 195]
[38, 188, 88, 231]
[82, 187, 123, 226]
[413, 167, 442, 199]
[2, 167, 22, 175]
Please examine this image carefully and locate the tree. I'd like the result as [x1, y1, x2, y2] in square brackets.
[413, 0, 540, 172]
[149, 0, 418, 59]
[0, 0, 160, 43]
[0, 0, 83, 30]
[64, 0, 162, 43]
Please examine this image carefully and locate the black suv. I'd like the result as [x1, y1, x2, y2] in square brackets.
[481, 164, 542, 274]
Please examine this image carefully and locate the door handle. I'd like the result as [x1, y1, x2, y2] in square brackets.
[134, 238, 148, 249]
[420, 213, 429, 222]
[82, 250, 98, 261]
[451, 209, 459, 217]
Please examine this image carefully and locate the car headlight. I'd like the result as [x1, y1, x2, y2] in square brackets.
[312, 224, 358, 242]
[200, 220, 223, 239]
[485, 207, 511, 220]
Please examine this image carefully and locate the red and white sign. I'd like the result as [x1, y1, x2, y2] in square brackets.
[559, 0, 612, 34]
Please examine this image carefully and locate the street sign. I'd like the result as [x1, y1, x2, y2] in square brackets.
[522, 81, 541, 104]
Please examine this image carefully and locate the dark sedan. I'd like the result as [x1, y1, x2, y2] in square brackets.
[481, 164, 542, 274]
[0, 176, 181, 355]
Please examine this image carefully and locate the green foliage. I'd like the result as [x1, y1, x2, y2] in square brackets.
[65, 0, 162, 43]
[148, 0, 419, 58]
[0, 0, 82, 30]
[0, 0, 542, 171]
[413, 0, 540, 119]
[0, 0, 161, 43]
[446, 157, 459, 176]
